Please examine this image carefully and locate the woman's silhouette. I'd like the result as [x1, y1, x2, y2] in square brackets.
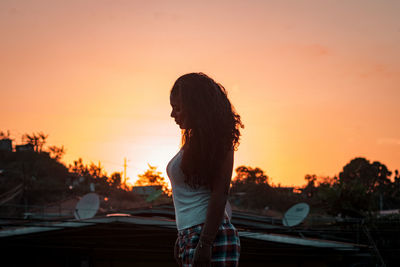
[167, 73, 243, 266]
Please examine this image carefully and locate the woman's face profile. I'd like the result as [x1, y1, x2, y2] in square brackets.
[170, 93, 187, 129]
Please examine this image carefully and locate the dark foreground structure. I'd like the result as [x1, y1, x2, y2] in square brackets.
[0, 205, 379, 267]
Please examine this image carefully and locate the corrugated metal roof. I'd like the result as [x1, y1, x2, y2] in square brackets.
[0, 206, 365, 252]
[0, 213, 176, 238]
[239, 231, 360, 250]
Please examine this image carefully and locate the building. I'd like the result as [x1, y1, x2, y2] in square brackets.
[132, 185, 163, 196]
[15, 143, 34, 152]
[0, 138, 12, 151]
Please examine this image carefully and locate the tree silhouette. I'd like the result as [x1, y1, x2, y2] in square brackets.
[135, 164, 170, 195]
[108, 172, 122, 188]
[314, 157, 394, 217]
[48, 145, 65, 161]
[339, 157, 391, 193]
[22, 132, 48, 152]
[0, 130, 11, 139]
[69, 158, 89, 177]
[303, 174, 318, 198]
[230, 166, 275, 210]
[233, 166, 269, 185]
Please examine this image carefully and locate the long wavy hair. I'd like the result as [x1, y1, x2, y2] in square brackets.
[170, 73, 244, 190]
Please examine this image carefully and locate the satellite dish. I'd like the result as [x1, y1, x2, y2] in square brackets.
[283, 202, 310, 227]
[225, 200, 232, 219]
[74, 193, 100, 220]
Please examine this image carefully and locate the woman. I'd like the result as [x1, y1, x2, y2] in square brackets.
[167, 73, 244, 267]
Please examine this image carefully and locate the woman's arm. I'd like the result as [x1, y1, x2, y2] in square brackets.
[193, 149, 234, 265]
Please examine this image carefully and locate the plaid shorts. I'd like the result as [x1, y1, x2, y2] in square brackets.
[177, 216, 240, 267]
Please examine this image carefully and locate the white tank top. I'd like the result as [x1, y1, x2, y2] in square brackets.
[166, 149, 212, 230]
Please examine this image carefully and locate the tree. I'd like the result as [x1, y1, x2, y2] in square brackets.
[230, 166, 274, 210]
[88, 162, 105, 179]
[0, 146, 71, 207]
[0, 130, 11, 139]
[325, 157, 394, 217]
[22, 132, 48, 152]
[108, 172, 122, 188]
[339, 157, 391, 194]
[233, 166, 269, 185]
[135, 164, 170, 195]
[68, 158, 112, 195]
[69, 158, 89, 177]
[303, 174, 317, 198]
[48, 145, 66, 161]
[391, 169, 400, 197]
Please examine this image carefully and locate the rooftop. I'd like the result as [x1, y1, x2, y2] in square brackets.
[0, 203, 373, 266]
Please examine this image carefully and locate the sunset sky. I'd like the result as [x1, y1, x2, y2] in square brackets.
[1, 0, 399, 187]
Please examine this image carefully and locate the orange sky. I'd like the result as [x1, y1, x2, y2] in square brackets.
[1, 0, 399, 186]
